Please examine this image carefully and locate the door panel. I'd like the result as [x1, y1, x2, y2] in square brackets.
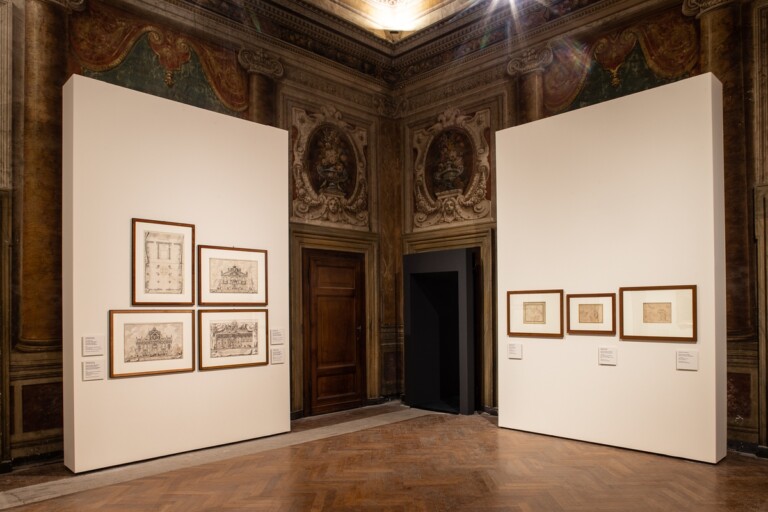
[303, 249, 366, 416]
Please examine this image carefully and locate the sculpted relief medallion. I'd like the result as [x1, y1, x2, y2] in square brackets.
[292, 106, 369, 229]
[413, 108, 491, 229]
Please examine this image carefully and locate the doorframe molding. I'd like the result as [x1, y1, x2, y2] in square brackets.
[753, 0, 768, 449]
[290, 223, 380, 415]
[403, 224, 495, 410]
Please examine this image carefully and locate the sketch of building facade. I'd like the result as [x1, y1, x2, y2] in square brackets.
[210, 258, 257, 294]
[210, 321, 259, 358]
[124, 323, 183, 362]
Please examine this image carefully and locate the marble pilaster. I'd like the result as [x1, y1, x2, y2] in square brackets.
[0, 0, 11, 191]
[238, 48, 284, 126]
[685, 0, 754, 341]
[507, 45, 553, 123]
[19, 0, 67, 350]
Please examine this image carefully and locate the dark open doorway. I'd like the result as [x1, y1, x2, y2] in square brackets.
[403, 248, 478, 415]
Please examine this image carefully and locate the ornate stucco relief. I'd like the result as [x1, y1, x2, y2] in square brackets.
[0, 0, 10, 190]
[238, 47, 284, 78]
[412, 108, 491, 229]
[291, 106, 369, 229]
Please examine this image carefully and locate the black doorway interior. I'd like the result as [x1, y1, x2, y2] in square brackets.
[403, 248, 477, 415]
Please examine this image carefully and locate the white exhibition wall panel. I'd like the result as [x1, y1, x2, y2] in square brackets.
[496, 74, 726, 463]
[63, 75, 290, 472]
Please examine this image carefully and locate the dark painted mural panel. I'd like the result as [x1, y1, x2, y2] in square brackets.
[84, 36, 238, 116]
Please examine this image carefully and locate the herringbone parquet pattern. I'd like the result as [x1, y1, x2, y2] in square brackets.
[10, 414, 768, 511]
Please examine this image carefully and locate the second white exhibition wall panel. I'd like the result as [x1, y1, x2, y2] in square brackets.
[496, 74, 725, 463]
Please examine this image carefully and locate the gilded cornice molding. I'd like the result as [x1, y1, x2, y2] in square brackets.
[251, 1, 390, 74]
[507, 45, 554, 76]
[0, 0, 10, 190]
[238, 48, 285, 79]
[682, 0, 735, 18]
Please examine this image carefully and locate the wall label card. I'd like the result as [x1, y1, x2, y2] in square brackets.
[81, 334, 105, 357]
[507, 343, 523, 360]
[271, 346, 285, 364]
[270, 328, 286, 346]
[676, 350, 699, 371]
[82, 359, 106, 381]
[598, 347, 618, 366]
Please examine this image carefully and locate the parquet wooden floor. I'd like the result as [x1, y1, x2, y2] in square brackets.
[8, 413, 768, 511]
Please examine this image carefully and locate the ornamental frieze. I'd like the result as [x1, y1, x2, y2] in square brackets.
[543, 7, 697, 113]
[70, 0, 247, 111]
[412, 108, 491, 229]
[403, 66, 506, 115]
[291, 106, 369, 229]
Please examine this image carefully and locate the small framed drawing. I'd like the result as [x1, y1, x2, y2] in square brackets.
[198, 309, 269, 370]
[132, 218, 195, 305]
[109, 310, 195, 378]
[619, 285, 697, 342]
[198, 245, 268, 306]
[507, 289, 564, 338]
[566, 293, 616, 336]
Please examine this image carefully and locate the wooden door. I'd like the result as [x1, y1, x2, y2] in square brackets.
[303, 249, 366, 416]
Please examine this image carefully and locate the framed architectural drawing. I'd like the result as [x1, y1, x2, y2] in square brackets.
[507, 289, 563, 338]
[198, 309, 269, 370]
[619, 285, 697, 342]
[198, 245, 267, 306]
[566, 293, 616, 335]
[132, 218, 195, 305]
[109, 310, 195, 378]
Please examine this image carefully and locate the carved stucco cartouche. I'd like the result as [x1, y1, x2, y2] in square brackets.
[291, 106, 369, 229]
[412, 108, 491, 230]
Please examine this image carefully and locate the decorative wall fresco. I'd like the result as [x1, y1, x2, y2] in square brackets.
[292, 107, 369, 229]
[70, 0, 247, 115]
[543, 8, 697, 113]
[412, 108, 491, 229]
